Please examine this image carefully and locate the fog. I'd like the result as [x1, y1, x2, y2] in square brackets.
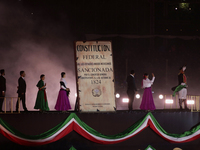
[0, 1, 199, 111]
[0, 1, 76, 111]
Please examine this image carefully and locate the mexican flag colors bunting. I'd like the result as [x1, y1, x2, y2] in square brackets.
[69, 146, 76, 150]
[0, 112, 200, 146]
[145, 145, 156, 150]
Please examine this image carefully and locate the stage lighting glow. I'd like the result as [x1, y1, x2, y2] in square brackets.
[159, 94, 164, 99]
[179, 3, 189, 10]
[187, 100, 194, 105]
[165, 99, 173, 104]
[75, 93, 77, 97]
[122, 98, 129, 103]
[136, 94, 140, 99]
[116, 93, 120, 98]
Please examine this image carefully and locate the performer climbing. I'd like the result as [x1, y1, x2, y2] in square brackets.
[172, 65, 188, 110]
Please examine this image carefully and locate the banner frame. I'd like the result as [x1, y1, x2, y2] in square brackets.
[74, 40, 116, 112]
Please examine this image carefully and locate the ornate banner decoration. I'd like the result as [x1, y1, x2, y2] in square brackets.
[0, 113, 200, 146]
[75, 41, 116, 112]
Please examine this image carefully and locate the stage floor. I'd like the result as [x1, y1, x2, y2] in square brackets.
[0, 110, 200, 150]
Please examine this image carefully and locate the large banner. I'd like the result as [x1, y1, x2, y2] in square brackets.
[75, 41, 116, 112]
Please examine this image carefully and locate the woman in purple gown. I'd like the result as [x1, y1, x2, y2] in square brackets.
[55, 72, 71, 111]
[140, 73, 156, 111]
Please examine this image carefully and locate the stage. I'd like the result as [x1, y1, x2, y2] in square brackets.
[0, 110, 200, 150]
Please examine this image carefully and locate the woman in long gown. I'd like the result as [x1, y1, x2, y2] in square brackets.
[55, 72, 71, 111]
[34, 74, 49, 111]
[140, 73, 156, 111]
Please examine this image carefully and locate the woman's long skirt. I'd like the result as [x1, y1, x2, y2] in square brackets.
[34, 90, 49, 111]
[55, 89, 71, 111]
[140, 87, 156, 110]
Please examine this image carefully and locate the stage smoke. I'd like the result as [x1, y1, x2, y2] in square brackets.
[0, 1, 76, 111]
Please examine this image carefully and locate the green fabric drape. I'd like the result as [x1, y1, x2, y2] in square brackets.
[172, 85, 186, 97]
[0, 113, 75, 140]
[0, 113, 149, 140]
[145, 145, 156, 150]
[1, 112, 200, 141]
[73, 112, 149, 139]
[149, 113, 200, 138]
[69, 146, 76, 150]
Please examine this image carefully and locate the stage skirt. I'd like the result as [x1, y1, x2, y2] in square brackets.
[178, 88, 187, 99]
[140, 87, 156, 110]
[34, 89, 49, 111]
[55, 89, 71, 111]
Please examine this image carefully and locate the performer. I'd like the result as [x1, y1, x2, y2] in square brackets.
[34, 74, 49, 112]
[55, 72, 71, 111]
[140, 73, 156, 111]
[16, 71, 28, 112]
[0, 69, 6, 112]
[172, 66, 188, 110]
[126, 70, 138, 111]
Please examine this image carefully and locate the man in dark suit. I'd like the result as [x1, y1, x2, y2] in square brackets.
[16, 71, 28, 112]
[126, 70, 138, 111]
[0, 69, 6, 112]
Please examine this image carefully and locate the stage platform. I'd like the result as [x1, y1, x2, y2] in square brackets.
[0, 110, 200, 150]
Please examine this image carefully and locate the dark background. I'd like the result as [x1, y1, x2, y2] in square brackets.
[0, 0, 200, 108]
[0, 1, 200, 150]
